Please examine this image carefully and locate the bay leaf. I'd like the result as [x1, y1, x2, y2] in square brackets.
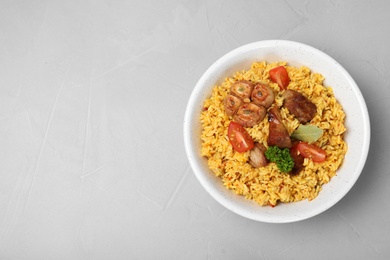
[291, 124, 323, 143]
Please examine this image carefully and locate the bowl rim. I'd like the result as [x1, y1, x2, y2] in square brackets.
[183, 40, 370, 223]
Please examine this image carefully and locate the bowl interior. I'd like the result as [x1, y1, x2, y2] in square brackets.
[183, 40, 370, 223]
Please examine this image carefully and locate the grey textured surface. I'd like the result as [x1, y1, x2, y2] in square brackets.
[0, 0, 388, 259]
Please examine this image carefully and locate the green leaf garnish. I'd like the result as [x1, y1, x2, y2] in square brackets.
[265, 146, 294, 173]
[291, 124, 323, 143]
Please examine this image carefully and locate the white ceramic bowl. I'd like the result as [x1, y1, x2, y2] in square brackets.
[183, 40, 370, 223]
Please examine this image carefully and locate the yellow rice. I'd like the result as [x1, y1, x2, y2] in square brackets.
[200, 61, 347, 206]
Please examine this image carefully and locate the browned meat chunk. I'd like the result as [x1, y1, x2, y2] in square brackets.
[283, 89, 317, 123]
[249, 142, 268, 168]
[251, 83, 275, 108]
[224, 94, 243, 116]
[267, 106, 292, 148]
[233, 103, 266, 128]
[230, 80, 253, 102]
[289, 141, 304, 175]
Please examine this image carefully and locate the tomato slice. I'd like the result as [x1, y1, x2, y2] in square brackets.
[297, 142, 326, 162]
[269, 66, 290, 90]
[228, 121, 254, 153]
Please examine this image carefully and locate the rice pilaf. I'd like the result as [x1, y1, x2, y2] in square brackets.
[200, 61, 347, 206]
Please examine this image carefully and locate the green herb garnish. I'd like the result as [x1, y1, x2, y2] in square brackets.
[291, 124, 323, 143]
[265, 146, 294, 173]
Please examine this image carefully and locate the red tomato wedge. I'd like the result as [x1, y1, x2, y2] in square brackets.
[269, 66, 290, 90]
[228, 121, 254, 153]
[297, 142, 326, 162]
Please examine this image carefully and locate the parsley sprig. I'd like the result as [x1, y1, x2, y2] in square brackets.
[265, 146, 294, 173]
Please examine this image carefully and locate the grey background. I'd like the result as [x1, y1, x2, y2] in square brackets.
[0, 0, 388, 259]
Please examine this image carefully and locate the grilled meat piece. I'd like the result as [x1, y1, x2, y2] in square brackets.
[251, 82, 275, 108]
[267, 105, 292, 148]
[233, 103, 266, 128]
[249, 142, 268, 168]
[283, 89, 317, 123]
[224, 94, 243, 116]
[230, 80, 254, 102]
[289, 141, 305, 175]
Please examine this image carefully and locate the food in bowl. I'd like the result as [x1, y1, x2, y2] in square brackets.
[200, 61, 347, 207]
